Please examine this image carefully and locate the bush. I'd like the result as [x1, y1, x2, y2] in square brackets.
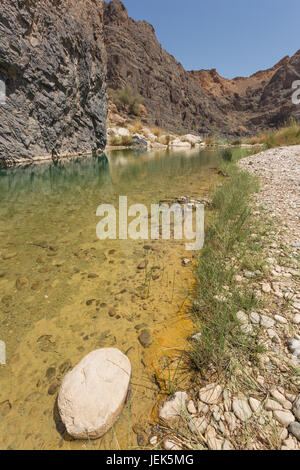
[205, 135, 216, 146]
[109, 135, 133, 147]
[159, 134, 174, 146]
[112, 85, 144, 116]
[246, 119, 300, 148]
[150, 127, 163, 138]
[221, 149, 233, 162]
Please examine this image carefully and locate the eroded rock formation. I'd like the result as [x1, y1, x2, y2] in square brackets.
[103, 0, 234, 136]
[104, 0, 300, 136]
[0, 0, 107, 164]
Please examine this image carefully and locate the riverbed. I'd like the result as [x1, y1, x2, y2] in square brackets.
[0, 147, 251, 450]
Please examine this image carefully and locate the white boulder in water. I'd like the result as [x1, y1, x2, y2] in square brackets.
[58, 348, 131, 439]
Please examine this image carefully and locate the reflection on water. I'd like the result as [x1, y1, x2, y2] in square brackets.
[0, 148, 235, 450]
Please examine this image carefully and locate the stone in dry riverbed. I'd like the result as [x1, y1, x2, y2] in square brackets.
[198, 383, 222, 405]
[159, 392, 188, 422]
[232, 399, 252, 422]
[288, 422, 300, 442]
[274, 410, 295, 428]
[58, 348, 131, 439]
[293, 395, 300, 421]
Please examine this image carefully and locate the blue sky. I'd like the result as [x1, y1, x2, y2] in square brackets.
[121, 0, 300, 79]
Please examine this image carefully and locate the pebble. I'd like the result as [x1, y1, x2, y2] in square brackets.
[250, 312, 260, 324]
[16, 277, 29, 290]
[288, 422, 300, 442]
[206, 429, 223, 450]
[232, 399, 252, 422]
[182, 258, 191, 266]
[260, 315, 275, 328]
[163, 438, 181, 451]
[281, 436, 298, 450]
[249, 397, 261, 413]
[270, 390, 292, 410]
[199, 383, 222, 405]
[187, 400, 197, 414]
[159, 392, 188, 422]
[274, 410, 295, 427]
[138, 329, 152, 348]
[198, 402, 209, 414]
[224, 412, 237, 432]
[265, 399, 282, 411]
[292, 395, 300, 421]
[262, 283, 271, 294]
[189, 416, 208, 435]
[293, 314, 300, 324]
[236, 311, 249, 325]
[0, 400, 12, 417]
[288, 338, 300, 354]
[267, 329, 280, 343]
[274, 315, 287, 324]
[2, 252, 17, 260]
[150, 436, 158, 446]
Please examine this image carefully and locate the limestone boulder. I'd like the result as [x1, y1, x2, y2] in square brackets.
[58, 348, 131, 439]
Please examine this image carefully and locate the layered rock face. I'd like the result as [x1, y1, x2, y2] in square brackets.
[0, 0, 107, 164]
[104, 1, 300, 136]
[190, 51, 300, 130]
[103, 0, 234, 136]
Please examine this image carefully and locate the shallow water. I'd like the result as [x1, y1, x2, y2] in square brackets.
[0, 147, 236, 450]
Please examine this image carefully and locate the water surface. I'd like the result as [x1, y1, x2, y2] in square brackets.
[0, 148, 230, 449]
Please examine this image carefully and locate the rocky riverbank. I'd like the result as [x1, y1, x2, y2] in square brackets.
[152, 146, 300, 450]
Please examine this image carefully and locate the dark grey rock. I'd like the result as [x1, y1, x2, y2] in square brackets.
[288, 422, 300, 442]
[0, 0, 107, 164]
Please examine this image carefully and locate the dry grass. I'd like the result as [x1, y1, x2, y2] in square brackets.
[159, 134, 175, 146]
[129, 119, 143, 134]
[247, 120, 300, 148]
[205, 135, 216, 146]
[109, 135, 133, 147]
[150, 127, 164, 138]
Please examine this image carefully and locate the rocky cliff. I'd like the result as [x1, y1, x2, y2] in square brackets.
[103, 0, 235, 136]
[190, 51, 300, 130]
[0, 0, 107, 164]
[104, 0, 300, 136]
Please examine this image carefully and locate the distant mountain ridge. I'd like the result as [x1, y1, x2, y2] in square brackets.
[104, 0, 300, 136]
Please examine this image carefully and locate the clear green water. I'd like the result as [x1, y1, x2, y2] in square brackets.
[0, 147, 242, 450]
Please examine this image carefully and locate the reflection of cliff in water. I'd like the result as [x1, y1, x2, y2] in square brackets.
[107, 148, 221, 188]
[0, 154, 111, 202]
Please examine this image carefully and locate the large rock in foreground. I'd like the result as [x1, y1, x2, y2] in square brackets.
[58, 348, 131, 439]
[0, 0, 107, 164]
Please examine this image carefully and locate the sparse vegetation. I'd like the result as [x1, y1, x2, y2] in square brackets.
[111, 85, 144, 116]
[221, 148, 233, 162]
[159, 134, 175, 146]
[150, 127, 163, 138]
[189, 156, 268, 376]
[109, 135, 133, 147]
[246, 118, 300, 148]
[205, 135, 216, 146]
[129, 119, 143, 134]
